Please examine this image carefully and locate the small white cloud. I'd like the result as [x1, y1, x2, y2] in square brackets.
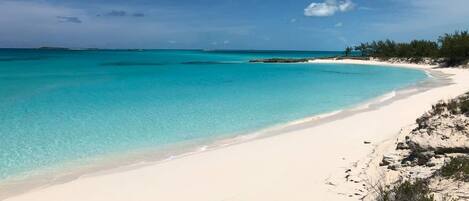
[223, 40, 230, 44]
[211, 42, 218, 45]
[304, 0, 355, 17]
[334, 22, 343, 27]
[338, 0, 354, 12]
[290, 18, 297, 23]
[168, 40, 177, 44]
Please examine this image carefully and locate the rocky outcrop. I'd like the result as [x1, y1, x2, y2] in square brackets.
[378, 57, 442, 66]
[408, 113, 469, 154]
[407, 95, 469, 155]
[368, 93, 469, 201]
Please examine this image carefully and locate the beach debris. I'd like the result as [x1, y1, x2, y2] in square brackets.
[326, 181, 336, 186]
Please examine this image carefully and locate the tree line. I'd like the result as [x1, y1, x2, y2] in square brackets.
[345, 31, 469, 66]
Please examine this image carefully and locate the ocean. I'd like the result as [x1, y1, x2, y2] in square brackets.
[0, 49, 427, 181]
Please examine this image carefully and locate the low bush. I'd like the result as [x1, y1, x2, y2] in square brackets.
[459, 99, 469, 115]
[375, 179, 434, 201]
[438, 156, 469, 181]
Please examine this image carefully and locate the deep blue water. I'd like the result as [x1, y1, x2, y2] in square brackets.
[0, 49, 427, 180]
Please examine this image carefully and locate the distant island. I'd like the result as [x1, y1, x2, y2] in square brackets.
[37, 46, 70, 50]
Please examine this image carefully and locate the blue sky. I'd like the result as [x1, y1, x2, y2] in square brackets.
[0, 0, 468, 50]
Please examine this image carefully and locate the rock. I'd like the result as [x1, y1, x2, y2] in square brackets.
[381, 154, 400, 166]
[407, 113, 469, 153]
[397, 142, 409, 150]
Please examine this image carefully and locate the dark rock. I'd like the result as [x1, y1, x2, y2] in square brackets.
[249, 58, 310, 63]
[397, 142, 409, 150]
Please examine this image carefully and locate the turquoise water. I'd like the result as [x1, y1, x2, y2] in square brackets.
[0, 49, 426, 180]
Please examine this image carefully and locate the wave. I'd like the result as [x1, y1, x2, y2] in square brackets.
[379, 91, 397, 102]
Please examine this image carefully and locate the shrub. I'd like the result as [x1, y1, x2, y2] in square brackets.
[446, 99, 459, 115]
[459, 99, 469, 115]
[425, 94, 469, 117]
[439, 156, 469, 181]
[344, 46, 353, 56]
[375, 179, 434, 201]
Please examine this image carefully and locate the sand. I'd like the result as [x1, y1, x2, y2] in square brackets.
[5, 59, 469, 201]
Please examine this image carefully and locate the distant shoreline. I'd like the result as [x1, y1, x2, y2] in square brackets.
[0, 47, 342, 52]
[251, 55, 468, 69]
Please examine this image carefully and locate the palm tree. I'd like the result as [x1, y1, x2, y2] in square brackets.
[345, 46, 353, 57]
[354, 43, 369, 57]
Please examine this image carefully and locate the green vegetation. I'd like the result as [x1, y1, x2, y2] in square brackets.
[459, 98, 469, 114]
[375, 180, 434, 201]
[439, 31, 469, 66]
[350, 30, 469, 66]
[438, 156, 469, 182]
[354, 40, 438, 59]
[344, 46, 353, 57]
[421, 93, 469, 117]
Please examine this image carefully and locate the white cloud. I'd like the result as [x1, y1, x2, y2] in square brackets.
[338, 0, 354, 12]
[334, 22, 343, 27]
[290, 18, 297, 23]
[304, 0, 355, 17]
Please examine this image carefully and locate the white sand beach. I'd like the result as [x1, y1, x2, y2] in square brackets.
[5, 60, 469, 201]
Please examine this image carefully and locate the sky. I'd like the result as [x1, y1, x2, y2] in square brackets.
[0, 0, 468, 50]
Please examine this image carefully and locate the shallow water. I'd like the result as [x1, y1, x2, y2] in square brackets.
[0, 49, 427, 180]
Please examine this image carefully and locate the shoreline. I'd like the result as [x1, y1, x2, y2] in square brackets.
[3, 60, 469, 201]
[0, 61, 437, 198]
[0, 67, 438, 199]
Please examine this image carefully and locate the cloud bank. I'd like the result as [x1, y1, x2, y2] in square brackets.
[304, 0, 354, 17]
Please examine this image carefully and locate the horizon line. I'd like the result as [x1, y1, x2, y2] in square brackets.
[0, 47, 343, 52]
